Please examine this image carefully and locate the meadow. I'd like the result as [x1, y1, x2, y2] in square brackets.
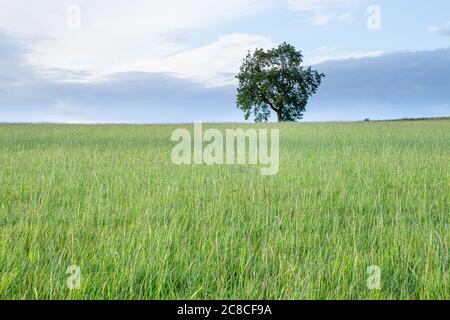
[0, 120, 448, 300]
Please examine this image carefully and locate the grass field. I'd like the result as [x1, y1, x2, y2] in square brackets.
[0, 120, 448, 300]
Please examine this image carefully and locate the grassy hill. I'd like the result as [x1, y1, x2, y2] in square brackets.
[0, 120, 448, 299]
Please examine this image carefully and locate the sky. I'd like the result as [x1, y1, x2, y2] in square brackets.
[0, 0, 449, 123]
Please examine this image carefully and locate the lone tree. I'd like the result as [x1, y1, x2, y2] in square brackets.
[236, 43, 324, 122]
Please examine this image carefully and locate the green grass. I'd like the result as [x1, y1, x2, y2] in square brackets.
[0, 120, 448, 300]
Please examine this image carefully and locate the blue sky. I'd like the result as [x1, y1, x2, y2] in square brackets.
[0, 0, 449, 123]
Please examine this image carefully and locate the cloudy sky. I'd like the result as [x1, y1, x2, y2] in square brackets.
[0, 0, 449, 123]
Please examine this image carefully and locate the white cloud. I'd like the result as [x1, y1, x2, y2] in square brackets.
[287, 0, 361, 26]
[310, 14, 332, 26]
[298, 12, 354, 26]
[429, 22, 450, 37]
[305, 47, 385, 65]
[106, 33, 276, 86]
[0, 0, 266, 73]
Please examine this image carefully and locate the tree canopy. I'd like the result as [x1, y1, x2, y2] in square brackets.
[236, 43, 325, 122]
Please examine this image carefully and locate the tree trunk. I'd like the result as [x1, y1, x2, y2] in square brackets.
[277, 111, 283, 122]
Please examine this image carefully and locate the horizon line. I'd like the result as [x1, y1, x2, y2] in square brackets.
[0, 116, 449, 126]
